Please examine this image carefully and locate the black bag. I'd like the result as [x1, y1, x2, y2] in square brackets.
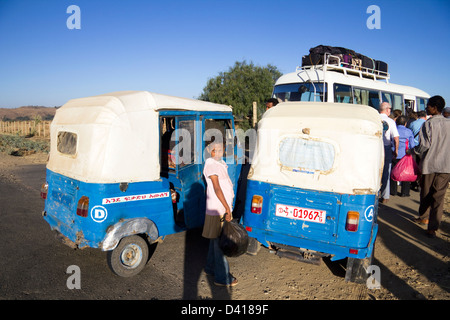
[375, 60, 388, 73]
[309, 45, 356, 57]
[333, 46, 357, 57]
[360, 55, 376, 71]
[302, 53, 323, 66]
[219, 220, 249, 257]
[309, 45, 334, 55]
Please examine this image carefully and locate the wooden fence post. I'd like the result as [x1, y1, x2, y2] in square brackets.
[0, 120, 51, 138]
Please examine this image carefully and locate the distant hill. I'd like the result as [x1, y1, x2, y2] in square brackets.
[0, 106, 57, 121]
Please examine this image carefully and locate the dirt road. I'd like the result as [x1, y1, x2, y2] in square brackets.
[0, 152, 449, 301]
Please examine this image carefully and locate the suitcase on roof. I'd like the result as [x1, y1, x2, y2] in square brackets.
[360, 55, 376, 71]
[375, 60, 388, 74]
[302, 53, 323, 66]
[352, 57, 362, 70]
[343, 54, 353, 68]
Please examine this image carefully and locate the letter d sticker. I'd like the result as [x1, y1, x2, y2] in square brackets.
[91, 205, 107, 223]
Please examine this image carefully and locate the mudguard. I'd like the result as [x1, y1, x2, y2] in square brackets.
[100, 218, 159, 251]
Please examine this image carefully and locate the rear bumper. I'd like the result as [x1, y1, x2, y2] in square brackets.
[247, 222, 378, 261]
[243, 180, 379, 261]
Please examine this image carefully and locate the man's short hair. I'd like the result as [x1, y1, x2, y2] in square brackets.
[396, 115, 407, 126]
[266, 98, 278, 106]
[427, 95, 446, 112]
[417, 111, 427, 118]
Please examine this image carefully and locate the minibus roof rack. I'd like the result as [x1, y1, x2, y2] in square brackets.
[297, 53, 390, 83]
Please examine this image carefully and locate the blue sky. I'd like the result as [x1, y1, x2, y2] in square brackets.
[0, 0, 449, 108]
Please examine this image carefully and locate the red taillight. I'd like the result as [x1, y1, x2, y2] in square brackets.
[76, 196, 89, 217]
[245, 226, 252, 232]
[345, 211, 359, 232]
[40, 183, 48, 200]
[250, 195, 263, 214]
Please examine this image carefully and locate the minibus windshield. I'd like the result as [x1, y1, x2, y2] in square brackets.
[273, 83, 327, 102]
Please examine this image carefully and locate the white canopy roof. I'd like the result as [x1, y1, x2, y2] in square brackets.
[47, 91, 232, 183]
[249, 102, 384, 195]
[57, 90, 232, 114]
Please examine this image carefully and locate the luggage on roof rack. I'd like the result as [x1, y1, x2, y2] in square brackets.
[360, 55, 376, 72]
[309, 45, 357, 57]
[302, 53, 323, 66]
[375, 60, 388, 74]
[301, 45, 388, 76]
[303, 45, 357, 67]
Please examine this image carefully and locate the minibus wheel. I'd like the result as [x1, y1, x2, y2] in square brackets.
[107, 235, 149, 277]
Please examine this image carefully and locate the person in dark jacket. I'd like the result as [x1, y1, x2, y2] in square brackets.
[412, 96, 450, 238]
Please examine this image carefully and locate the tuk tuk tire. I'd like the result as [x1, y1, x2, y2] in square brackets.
[107, 235, 149, 277]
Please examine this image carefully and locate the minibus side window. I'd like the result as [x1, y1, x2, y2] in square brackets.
[417, 98, 426, 111]
[368, 90, 380, 110]
[354, 87, 380, 110]
[353, 87, 367, 105]
[381, 92, 392, 105]
[334, 84, 353, 103]
[279, 137, 335, 173]
[382, 92, 403, 113]
[57, 131, 77, 155]
[393, 94, 403, 113]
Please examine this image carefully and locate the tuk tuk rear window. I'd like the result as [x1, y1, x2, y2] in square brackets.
[279, 137, 335, 172]
[57, 131, 77, 155]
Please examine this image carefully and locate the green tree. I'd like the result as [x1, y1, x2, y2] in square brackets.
[199, 61, 282, 129]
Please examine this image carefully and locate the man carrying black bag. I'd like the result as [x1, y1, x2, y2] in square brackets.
[202, 140, 238, 287]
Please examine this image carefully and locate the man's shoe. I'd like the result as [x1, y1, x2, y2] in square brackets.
[426, 230, 436, 238]
[413, 218, 428, 225]
[214, 278, 238, 287]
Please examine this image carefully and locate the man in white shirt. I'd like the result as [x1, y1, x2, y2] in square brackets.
[379, 102, 399, 203]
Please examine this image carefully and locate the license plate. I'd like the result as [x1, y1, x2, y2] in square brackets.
[275, 204, 326, 224]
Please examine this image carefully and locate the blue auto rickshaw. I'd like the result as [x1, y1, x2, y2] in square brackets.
[243, 102, 383, 282]
[41, 91, 243, 277]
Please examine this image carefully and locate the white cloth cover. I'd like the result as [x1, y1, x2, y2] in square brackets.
[249, 102, 384, 195]
[48, 91, 231, 183]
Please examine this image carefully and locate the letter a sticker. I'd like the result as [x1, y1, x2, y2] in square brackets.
[364, 205, 374, 222]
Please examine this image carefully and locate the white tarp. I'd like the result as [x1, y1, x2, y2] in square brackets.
[249, 102, 384, 195]
[47, 91, 231, 183]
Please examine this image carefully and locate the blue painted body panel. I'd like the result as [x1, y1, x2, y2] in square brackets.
[43, 169, 176, 249]
[243, 180, 378, 260]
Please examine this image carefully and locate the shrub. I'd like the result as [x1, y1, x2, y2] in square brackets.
[0, 134, 49, 155]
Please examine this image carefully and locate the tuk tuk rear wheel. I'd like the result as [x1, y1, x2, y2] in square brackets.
[107, 235, 149, 277]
